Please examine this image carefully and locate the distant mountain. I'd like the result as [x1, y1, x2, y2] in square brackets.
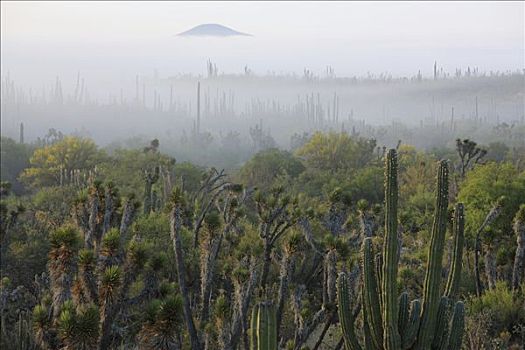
[177, 23, 252, 37]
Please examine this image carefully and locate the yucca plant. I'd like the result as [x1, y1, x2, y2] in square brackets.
[32, 182, 165, 350]
[138, 295, 184, 349]
[58, 303, 99, 350]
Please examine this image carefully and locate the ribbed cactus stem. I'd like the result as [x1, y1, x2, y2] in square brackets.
[416, 160, 449, 349]
[258, 303, 269, 350]
[432, 296, 450, 350]
[382, 149, 401, 349]
[251, 302, 277, 350]
[446, 302, 465, 350]
[267, 304, 277, 350]
[250, 305, 258, 350]
[337, 273, 362, 350]
[375, 253, 383, 311]
[362, 238, 383, 349]
[402, 299, 421, 350]
[445, 203, 465, 298]
[397, 292, 409, 337]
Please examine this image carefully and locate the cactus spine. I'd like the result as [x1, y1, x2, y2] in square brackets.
[250, 302, 277, 350]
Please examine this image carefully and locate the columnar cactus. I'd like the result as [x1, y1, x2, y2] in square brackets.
[382, 149, 401, 349]
[362, 238, 382, 349]
[336, 273, 361, 350]
[445, 302, 465, 350]
[250, 301, 277, 350]
[444, 204, 465, 299]
[415, 160, 449, 349]
[337, 150, 465, 350]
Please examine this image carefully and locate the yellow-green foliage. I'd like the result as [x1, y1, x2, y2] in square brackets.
[20, 136, 105, 188]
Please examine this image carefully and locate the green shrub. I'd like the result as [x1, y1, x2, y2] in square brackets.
[468, 281, 525, 333]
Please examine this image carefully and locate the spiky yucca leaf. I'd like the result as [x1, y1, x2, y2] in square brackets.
[58, 304, 99, 350]
[100, 265, 122, 301]
[148, 253, 167, 271]
[127, 239, 148, 268]
[168, 187, 186, 207]
[158, 295, 183, 326]
[144, 299, 163, 324]
[158, 282, 177, 298]
[214, 294, 230, 321]
[32, 305, 49, 329]
[232, 266, 250, 281]
[58, 308, 75, 339]
[138, 296, 183, 350]
[101, 228, 120, 256]
[49, 225, 80, 250]
[78, 249, 95, 267]
[75, 305, 99, 340]
[205, 211, 222, 231]
[284, 230, 302, 255]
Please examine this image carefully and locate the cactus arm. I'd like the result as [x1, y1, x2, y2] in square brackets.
[257, 303, 269, 350]
[362, 238, 383, 349]
[382, 149, 401, 349]
[431, 296, 450, 350]
[250, 304, 258, 350]
[375, 253, 383, 311]
[446, 301, 465, 350]
[337, 273, 362, 350]
[416, 160, 449, 349]
[363, 306, 375, 350]
[402, 299, 421, 350]
[397, 292, 409, 339]
[445, 204, 465, 299]
[268, 304, 277, 350]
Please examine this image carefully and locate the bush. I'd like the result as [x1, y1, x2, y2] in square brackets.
[467, 281, 525, 334]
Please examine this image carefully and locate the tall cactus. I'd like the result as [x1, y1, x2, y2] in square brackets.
[382, 149, 401, 349]
[337, 151, 465, 350]
[445, 302, 465, 350]
[337, 273, 362, 350]
[362, 238, 383, 350]
[250, 302, 277, 350]
[445, 203, 465, 299]
[415, 161, 449, 349]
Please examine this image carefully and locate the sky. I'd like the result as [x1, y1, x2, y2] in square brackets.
[1, 1, 524, 86]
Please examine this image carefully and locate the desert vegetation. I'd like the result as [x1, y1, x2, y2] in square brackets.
[1, 128, 524, 349]
[1, 2, 524, 349]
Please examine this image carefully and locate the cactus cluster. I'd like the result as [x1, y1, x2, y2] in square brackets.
[337, 149, 465, 350]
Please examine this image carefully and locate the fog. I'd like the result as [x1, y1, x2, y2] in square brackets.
[1, 1, 524, 168]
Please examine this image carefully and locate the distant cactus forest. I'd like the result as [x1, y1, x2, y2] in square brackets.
[1, 70, 525, 349]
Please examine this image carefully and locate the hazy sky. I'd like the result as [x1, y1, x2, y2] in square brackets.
[1, 1, 523, 86]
